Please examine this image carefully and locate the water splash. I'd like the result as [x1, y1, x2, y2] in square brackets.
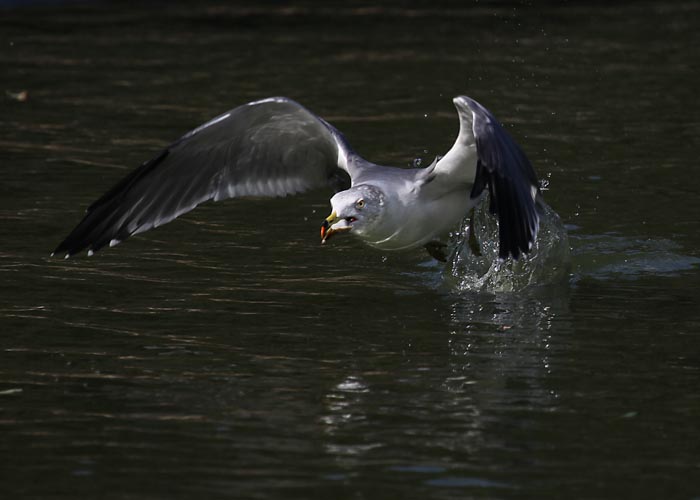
[444, 200, 571, 292]
[442, 198, 700, 292]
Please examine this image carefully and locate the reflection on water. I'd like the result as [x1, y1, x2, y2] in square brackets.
[3, 1, 700, 498]
[321, 376, 378, 461]
[312, 289, 572, 490]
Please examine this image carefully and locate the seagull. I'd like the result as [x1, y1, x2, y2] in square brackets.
[52, 96, 543, 262]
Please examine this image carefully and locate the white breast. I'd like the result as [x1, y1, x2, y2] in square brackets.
[362, 185, 472, 251]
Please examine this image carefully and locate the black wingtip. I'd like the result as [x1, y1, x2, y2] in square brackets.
[466, 96, 542, 261]
[51, 242, 77, 259]
[52, 145, 173, 258]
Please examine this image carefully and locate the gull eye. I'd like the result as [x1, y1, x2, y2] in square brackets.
[355, 199, 365, 209]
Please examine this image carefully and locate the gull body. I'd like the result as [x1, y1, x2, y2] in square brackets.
[327, 162, 473, 251]
[53, 95, 542, 261]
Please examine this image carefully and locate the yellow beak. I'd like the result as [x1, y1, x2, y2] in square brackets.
[320, 211, 351, 244]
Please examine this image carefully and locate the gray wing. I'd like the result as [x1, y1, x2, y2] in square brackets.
[439, 96, 541, 260]
[53, 97, 356, 257]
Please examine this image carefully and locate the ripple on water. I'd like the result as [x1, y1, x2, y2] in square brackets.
[570, 233, 700, 281]
[443, 198, 699, 292]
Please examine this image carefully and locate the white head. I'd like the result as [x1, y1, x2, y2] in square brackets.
[321, 184, 385, 243]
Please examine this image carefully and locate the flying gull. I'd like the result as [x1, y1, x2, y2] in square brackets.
[53, 96, 542, 261]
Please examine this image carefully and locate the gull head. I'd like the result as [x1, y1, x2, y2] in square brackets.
[321, 185, 385, 244]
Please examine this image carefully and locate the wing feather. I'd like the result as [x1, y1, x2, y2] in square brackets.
[54, 97, 355, 257]
[453, 96, 542, 260]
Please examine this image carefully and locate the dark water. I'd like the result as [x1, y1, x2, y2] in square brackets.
[2, 2, 700, 498]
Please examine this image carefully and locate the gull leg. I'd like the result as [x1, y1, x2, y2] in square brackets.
[467, 207, 482, 257]
[425, 241, 448, 262]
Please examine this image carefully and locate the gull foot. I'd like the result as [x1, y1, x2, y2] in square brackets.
[425, 241, 448, 262]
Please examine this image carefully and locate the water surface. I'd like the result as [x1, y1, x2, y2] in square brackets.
[2, 2, 699, 498]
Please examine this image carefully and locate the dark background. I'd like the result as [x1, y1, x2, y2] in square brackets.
[2, 1, 699, 498]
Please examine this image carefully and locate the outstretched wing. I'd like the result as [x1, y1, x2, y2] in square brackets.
[436, 95, 541, 260]
[53, 97, 355, 257]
